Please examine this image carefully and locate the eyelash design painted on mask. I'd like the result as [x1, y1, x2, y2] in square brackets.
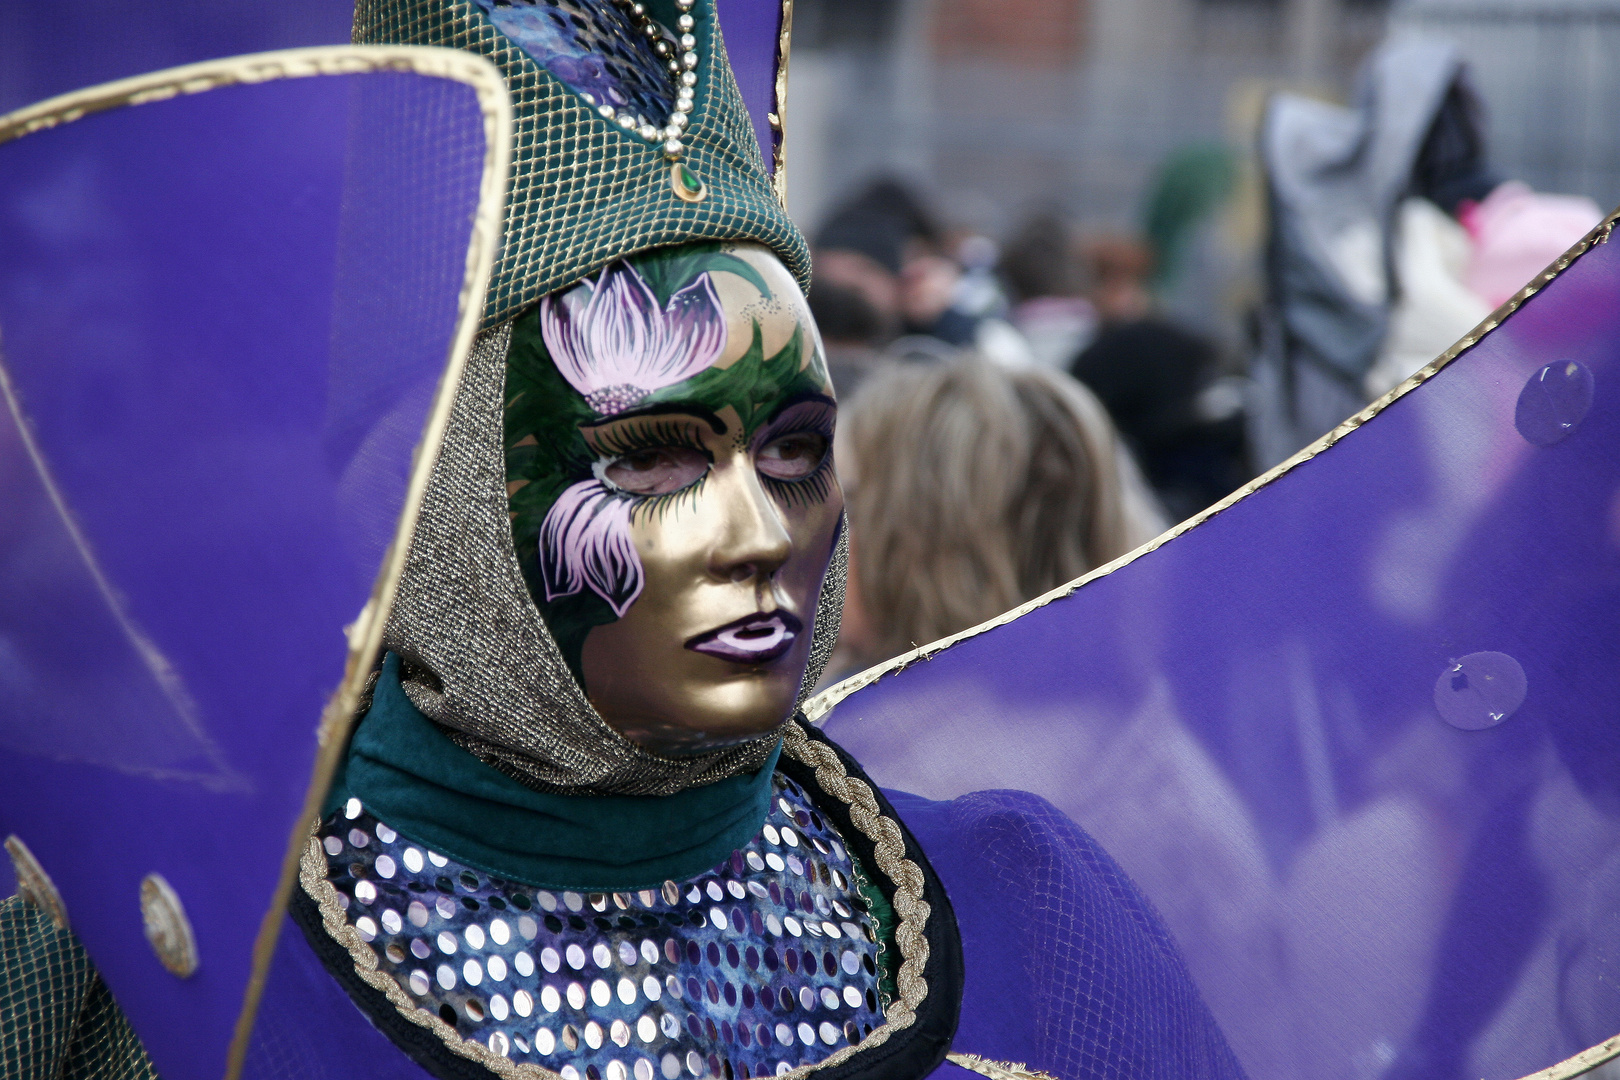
[755, 410, 837, 509]
[589, 419, 714, 521]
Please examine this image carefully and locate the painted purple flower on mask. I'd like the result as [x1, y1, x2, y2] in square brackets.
[540, 260, 728, 417]
[539, 479, 642, 616]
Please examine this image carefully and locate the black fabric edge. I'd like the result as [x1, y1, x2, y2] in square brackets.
[289, 881, 503, 1080]
[777, 719, 965, 1080]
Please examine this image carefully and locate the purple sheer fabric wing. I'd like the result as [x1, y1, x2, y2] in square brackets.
[0, 1, 351, 116]
[714, 0, 784, 174]
[820, 215, 1620, 1080]
[0, 58, 496, 1078]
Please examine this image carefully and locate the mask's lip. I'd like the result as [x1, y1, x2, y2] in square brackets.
[685, 610, 804, 665]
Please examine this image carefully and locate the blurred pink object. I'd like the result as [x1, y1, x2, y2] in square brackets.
[1460, 181, 1604, 308]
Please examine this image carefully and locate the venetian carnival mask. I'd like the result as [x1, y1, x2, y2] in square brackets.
[503, 242, 843, 755]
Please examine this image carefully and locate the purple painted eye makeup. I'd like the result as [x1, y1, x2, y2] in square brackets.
[685, 611, 804, 665]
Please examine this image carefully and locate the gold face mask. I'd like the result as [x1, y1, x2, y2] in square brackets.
[504, 242, 842, 756]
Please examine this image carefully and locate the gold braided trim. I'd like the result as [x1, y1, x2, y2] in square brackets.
[300, 721, 933, 1078]
[944, 1053, 1058, 1080]
[772, 720, 933, 1078]
[802, 206, 1620, 725]
[302, 830, 567, 1079]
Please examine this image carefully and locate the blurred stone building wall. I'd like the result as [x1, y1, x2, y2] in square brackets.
[784, 0, 1391, 235]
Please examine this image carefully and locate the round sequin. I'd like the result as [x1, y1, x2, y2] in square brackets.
[515, 951, 536, 977]
[661, 1053, 681, 1079]
[488, 954, 508, 981]
[491, 994, 510, 1021]
[519, 916, 539, 940]
[426, 851, 447, 867]
[611, 1019, 632, 1047]
[541, 985, 561, 1013]
[761, 824, 780, 846]
[436, 964, 456, 990]
[381, 909, 403, 935]
[568, 982, 587, 1009]
[490, 918, 511, 945]
[585, 1021, 605, 1050]
[323, 835, 343, 857]
[536, 1028, 557, 1055]
[466, 924, 487, 950]
[592, 979, 612, 1006]
[435, 896, 456, 919]
[463, 959, 483, 986]
[514, 989, 534, 1016]
[636, 1059, 655, 1080]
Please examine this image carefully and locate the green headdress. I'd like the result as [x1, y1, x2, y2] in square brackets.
[354, 0, 810, 327]
[367, 0, 842, 798]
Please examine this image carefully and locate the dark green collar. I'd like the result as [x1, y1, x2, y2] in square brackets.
[323, 653, 781, 891]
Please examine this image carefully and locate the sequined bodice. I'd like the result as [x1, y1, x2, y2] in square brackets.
[314, 772, 887, 1079]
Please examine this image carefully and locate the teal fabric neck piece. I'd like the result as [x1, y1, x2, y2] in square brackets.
[324, 654, 781, 891]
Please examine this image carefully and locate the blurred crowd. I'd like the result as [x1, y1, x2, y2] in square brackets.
[813, 35, 1606, 683]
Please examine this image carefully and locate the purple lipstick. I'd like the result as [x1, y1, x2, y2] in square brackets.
[686, 611, 804, 665]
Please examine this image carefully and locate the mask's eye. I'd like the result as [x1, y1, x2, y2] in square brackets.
[757, 432, 829, 481]
[601, 447, 708, 495]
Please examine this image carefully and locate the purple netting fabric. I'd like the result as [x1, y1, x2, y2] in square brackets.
[896, 791, 1247, 1080]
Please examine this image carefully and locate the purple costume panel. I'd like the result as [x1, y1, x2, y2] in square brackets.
[823, 220, 1620, 1080]
[0, 66, 489, 1078]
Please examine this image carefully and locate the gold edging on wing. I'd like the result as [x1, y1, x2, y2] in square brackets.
[945, 1053, 1058, 1080]
[802, 207, 1620, 725]
[769, 0, 793, 208]
[1511, 1034, 1620, 1080]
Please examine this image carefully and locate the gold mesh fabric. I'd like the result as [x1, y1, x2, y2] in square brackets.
[353, 0, 811, 327]
[0, 897, 158, 1080]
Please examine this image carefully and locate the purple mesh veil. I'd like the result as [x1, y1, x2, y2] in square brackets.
[817, 212, 1620, 1080]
